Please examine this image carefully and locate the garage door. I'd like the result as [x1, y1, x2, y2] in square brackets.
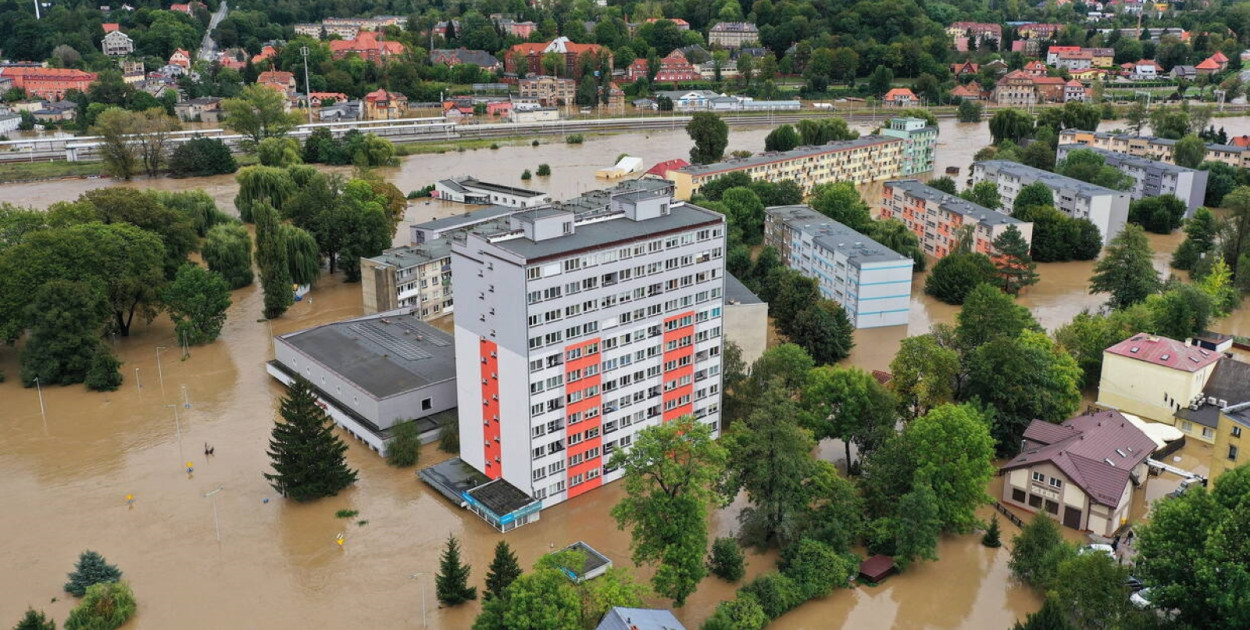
[1063, 506, 1082, 530]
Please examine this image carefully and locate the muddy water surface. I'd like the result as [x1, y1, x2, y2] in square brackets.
[2, 117, 1248, 629]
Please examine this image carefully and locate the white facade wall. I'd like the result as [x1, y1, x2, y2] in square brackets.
[974, 161, 1129, 245]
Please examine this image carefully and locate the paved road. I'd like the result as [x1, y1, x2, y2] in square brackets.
[197, 1, 229, 62]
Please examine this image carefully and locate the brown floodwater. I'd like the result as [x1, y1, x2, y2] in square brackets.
[2, 118, 1248, 629]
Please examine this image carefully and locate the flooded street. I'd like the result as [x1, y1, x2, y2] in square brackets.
[2, 116, 1248, 628]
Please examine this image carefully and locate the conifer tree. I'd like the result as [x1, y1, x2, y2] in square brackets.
[264, 376, 357, 501]
[993, 225, 1039, 295]
[982, 515, 1002, 548]
[13, 608, 55, 630]
[64, 550, 122, 597]
[436, 534, 477, 605]
[484, 540, 522, 600]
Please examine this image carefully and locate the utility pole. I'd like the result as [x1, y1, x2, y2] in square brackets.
[408, 573, 428, 627]
[301, 46, 313, 125]
[165, 403, 185, 463]
[33, 0, 40, 20]
[204, 486, 225, 542]
[34, 376, 48, 435]
[156, 346, 170, 402]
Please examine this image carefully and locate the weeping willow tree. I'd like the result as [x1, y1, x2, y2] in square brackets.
[280, 224, 321, 287]
[202, 223, 254, 289]
[155, 190, 231, 237]
[253, 202, 293, 319]
[234, 166, 296, 223]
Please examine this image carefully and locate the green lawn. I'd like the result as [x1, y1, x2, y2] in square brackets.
[0, 160, 104, 183]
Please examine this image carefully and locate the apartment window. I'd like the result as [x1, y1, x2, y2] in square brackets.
[549, 480, 565, 494]
[1031, 471, 1045, 483]
[527, 267, 541, 280]
[1234, 426, 1243, 438]
[1230, 445, 1240, 461]
[1028, 494, 1043, 508]
[1181, 421, 1193, 432]
[421, 398, 432, 411]
[1048, 477, 1062, 489]
[1044, 500, 1059, 515]
[1012, 488, 1026, 503]
[1203, 427, 1215, 440]
[532, 468, 547, 482]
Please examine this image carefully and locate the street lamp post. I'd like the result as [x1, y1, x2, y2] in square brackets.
[301, 46, 313, 125]
[165, 403, 185, 462]
[408, 572, 428, 627]
[155, 346, 170, 401]
[33, 376, 48, 434]
[204, 486, 225, 542]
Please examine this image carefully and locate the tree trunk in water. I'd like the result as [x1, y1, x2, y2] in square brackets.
[845, 440, 852, 474]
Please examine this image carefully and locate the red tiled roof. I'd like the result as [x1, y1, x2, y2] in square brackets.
[103, 23, 120, 33]
[646, 158, 690, 176]
[859, 555, 895, 581]
[1211, 51, 1229, 62]
[883, 88, 916, 101]
[329, 31, 405, 55]
[1229, 135, 1250, 147]
[1196, 58, 1221, 70]
[1004, 410, 1157, 507]
[951, 84, 983, 97]
[1033, 76, 1066, 84]
[1065, 79, 1085, 87]
[257, 70, 294, 84]
[1105, 333, 1221, 372]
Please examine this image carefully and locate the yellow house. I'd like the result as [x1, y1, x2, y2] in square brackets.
[1001, 410, 1157, 536]
[1180, 357, 1250, 479]
[1097, 333, 1221, 427]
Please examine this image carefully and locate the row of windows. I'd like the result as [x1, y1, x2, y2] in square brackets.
[568, 467, 601, 487]
[524, 231, 723, 282]
[1030, 471, 1063, 489]
[527, 269, 721, 329]
[568, 446, 601, 467]
[567, 426, 600, 446]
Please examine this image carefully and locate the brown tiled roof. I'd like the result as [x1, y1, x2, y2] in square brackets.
[1003, 410, 1156, 507]
[1105, 333, 1220, 372]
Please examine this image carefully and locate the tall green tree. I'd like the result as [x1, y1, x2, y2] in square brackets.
[1052, 552, 1135, 630]
[1173, 134, 1207, 168]
[960, 181, 1001, 210]
[719, 187, 765, 245]
[872, 481, 943, 570]
[19, 280, 119, 390]
[222, 84, 300, 148]
[989, 109, 1035, 144]
[1171, 207, 1218, 271]
[956, 283, 1041, 351]
[436, 534, 478, 606]
[924, 254, 998, 305]
[1133, 465, 1250, 629]
[800, 365, 898, 470]
[1012, 182, 1054, 213]
[1129, 195, 1187, 234]
[808, 181, 871, 231]
[64, 550, 122, 597]
[279, 224, 321, 287]
[992, 225, 1039, 295]
[1090, 224, 1162, 309]
[163, 264, 231, 345]
[484, 541, 522, 601]
[686, 112, 729, 165]
[966, 330, 1082, 451]
[91, 107, 140, 179]
[1010, 598, 1076, 630]
[1009, 512, 1076, 590]
[203, 223, 254, 289]
[264, 376, 358, 501]
[722, 390, 819, 548]
[764, 124, 799, 152]
[787, 300, 855, 364]
[63, 582, 135, 630]
[77, 187, 198, 280]
[888, 334, 960, 419]
[609, 416, 726, 605]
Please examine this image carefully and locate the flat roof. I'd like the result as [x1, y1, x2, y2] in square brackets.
[885, 179, 1024, 227]
[466, 478, 537, 515]
[975, 160, 1126, 197]
[675, 135, 898, 178]
[416, 204, 519, 232]
[724, 273, 763, 305]
[766, 205, 910, 266]
[489, 203, 723, 261]
[1057, 145, 1199, 174]
[365, 239, 453, 268]
[461, 177, 548, 198]
[277, 311, 456, 399]
[559, 541, 612, 576]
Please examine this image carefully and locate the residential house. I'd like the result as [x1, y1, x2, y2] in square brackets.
[626, 49, 699, 82]
[947, 22, 1003, 51]
[1173, 357, 1250, 451]
[994, 70, 1040, 105]
[251, 45, 277, 65]
[1171, 65, 1198, 80]
[880, 179, 1032, 260]
[169, 48, 191, 69]
[1054, 50, 1094, 71]
[951, 83, 987, 101]
[1089, 48, 1115, 67]
[360, 240, 455, 319]
[972, 160, 1129, 244]
[102, 23, 120, 33]
[654, 89, 719, 110]
[1123, 59, 1161, 80]
[764, 205, 913, 328]
[1064, 79, 1089, 102]
[0, 67, 98, 100]
[1017, 23, 1063, 39]
[429, 48, 501, 71]
[329, 31, 406, 64]
[605, 82, 624, 106]
[642, 17, 690, 31]
[0, 112, 22, 134]
[363, 88, 406, 120]
[1096, 333, 1222, 424]
[257, 70, 297, 99]
[708, 22, 759, 48]
[518, 76, 576, 106]
[951, 61, 981, 78]
[1047, 46, 1083, 65]
[1206, 51, 1229, 71]
[504, 37, 610, 80]
[33, 100, 79, 122]
[173, 96, 222, 123]
[883, 87, 918, 106]
[1071, 68, 1107, 82]
[1023, 60, 1049, 77]
[1001, 410, 1156, 536]
[308, 91, 349, 105]
[1058, 129, 1250, 174]
[1195, 57, 1221, 75]
[102, 30, 134, 56]
[1033, 76, 1066, 102]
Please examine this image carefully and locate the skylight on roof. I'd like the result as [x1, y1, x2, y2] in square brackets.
[1190, 356, 1201, 363]
[1161, 354, 1170, 361]
[1130, 347, 1140, 353]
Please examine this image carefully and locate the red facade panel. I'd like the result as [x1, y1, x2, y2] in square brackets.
[662, 311, 696, 423]
[564, 337, 603, 498]
[480, 339, 501, 480]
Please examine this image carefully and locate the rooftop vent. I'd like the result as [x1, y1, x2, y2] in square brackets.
[1161, 354, 1171, 361]
[1104, 458, 1116, 466]
[1116, 448, 1126, 457]
[1130, 347, 1140, 353]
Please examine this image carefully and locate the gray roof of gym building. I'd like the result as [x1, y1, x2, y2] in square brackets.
[724, 273, 763, 305]
[416, 204, 518, 231]
[491, 203, 722, 261]
[277, 311, 455, 399]
[886, 179, 1024, 227]
[366, 239, 453, 269]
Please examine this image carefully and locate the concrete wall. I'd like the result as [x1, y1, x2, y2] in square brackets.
[852, 260, 913, 328]
[723, 301, 767, 367]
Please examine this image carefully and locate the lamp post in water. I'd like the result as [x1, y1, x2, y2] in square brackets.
[408, 572, 428, 627]
[204, 486, 225, 542]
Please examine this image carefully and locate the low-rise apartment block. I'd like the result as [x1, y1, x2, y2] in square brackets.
[880, 179, 1032, 259]
[434, 177, 551, 207]
[518, 76, 576, 106]
[666, 117, 936, 200]
[1055, 144, 1208, 216]
[1059, 128, 1250, 171]
[765, 205, 913, 328]
[708, 22, 759, 48]
[452, 188, 727, 516]
[972, 160, 1129, 245]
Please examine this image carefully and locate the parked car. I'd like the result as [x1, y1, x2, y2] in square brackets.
[1131, 587, 1154, 609]
[1125, 576, 1145, 592]
[1079, 543, 1115, 559]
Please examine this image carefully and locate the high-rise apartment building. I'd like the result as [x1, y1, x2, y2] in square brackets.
[452, 189, 727, 512]
[1054, 144, 1208, 216]
[881, 179, 1032, 260]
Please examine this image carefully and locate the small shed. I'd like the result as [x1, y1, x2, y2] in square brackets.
[557, 541, 613, 583]
[859, 555, 896, 583]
